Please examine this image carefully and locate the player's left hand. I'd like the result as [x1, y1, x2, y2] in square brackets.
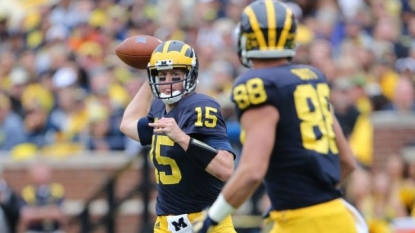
[149, 117, 185, 142]
[192, 210, 218, 233]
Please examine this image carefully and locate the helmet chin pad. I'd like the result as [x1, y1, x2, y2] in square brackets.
[159, 91, 183, 104]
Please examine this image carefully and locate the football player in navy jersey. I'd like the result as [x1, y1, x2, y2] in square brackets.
[120, 40, 236, 233]
[193, 1, 368, 233]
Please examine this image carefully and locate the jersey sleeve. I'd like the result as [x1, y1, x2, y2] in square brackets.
[176, 96, 235, 157]
[203, 136, 235, 159]
[178, 98, 229, 140]
[137, 103, 156, 146]
[137, 117, 153, 146]
[231, 74, 280, 120]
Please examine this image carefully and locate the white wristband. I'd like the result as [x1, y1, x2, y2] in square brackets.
[208, 194, 236, 223]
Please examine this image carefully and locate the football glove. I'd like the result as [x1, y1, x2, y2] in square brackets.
[192, 209, 218, 233]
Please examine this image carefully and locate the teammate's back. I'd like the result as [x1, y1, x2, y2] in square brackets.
[234, 63, 342, 210]
[193, 1, 366, 233]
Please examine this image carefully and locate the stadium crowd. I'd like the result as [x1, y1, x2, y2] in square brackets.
[0, 0, 415, 232]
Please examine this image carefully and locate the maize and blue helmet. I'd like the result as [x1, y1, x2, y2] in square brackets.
[147, 40, 199, 104]
[237, 0, 298, 67]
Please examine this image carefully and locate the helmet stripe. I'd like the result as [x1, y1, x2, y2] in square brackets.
[277, 8, 293, 48]
[244, 6, 267, 50]
[162, 41, 173, 53]
[265, 0, 276, 48]
[180, 44, 192, 57]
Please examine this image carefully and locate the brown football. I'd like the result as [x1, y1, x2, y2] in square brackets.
[115, 35, 162, 69]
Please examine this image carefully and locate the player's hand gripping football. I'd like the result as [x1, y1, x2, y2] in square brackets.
[149, 117, 186, 142]
[192, 209, 218, 233]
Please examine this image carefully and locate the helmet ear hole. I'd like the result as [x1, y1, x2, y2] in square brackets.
[150, 69, 158, 77]
[238, 35, 251, 68]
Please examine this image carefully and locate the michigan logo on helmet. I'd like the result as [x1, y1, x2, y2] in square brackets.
[237, 0, 297, 67]
[147, 40, 199, 104]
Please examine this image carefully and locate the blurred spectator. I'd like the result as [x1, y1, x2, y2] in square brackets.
[0, 51, 17, 92]
[0, 167, 20, 233]
[345, 168, 372, 212]
[366, 82, 391, 111]
[373, 14, 409, 59]
[346, 169, 394, 233]
[308, 39, 333, 75]
[331, 77, 361, 138]
[0, 16, 9, 42]
[20, 162, 66, 232]
[22, 97, 58, 150]
[395, 57, 415, 83]
[19, 50, 38, 83]
[49, 86, 88, 144]
[369, 171, 407, 231]
[370, 42, 400, 103]
[8, 67, 30, 118]
[401, 154, 415, 217]
[0, 92, 27, 151]
[195, 1, 226, 51]
[386, 154, 409, 213]
[48, 0, 91, 30]
[331, 76, 374, 168]
[384, 76, 415, 112]
[84, 68, 127, 151]
[74, 41, 105, 72]
[86, 103, 125, 151]
[101, 5, 129, 41]
[333, 17, 372, 54]
[350, 75, 372, 114]
[87, 67, 128, 112]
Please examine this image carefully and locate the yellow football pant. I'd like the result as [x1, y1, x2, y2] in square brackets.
[268, 198, 359, 233]
[154, 211, 236, 233]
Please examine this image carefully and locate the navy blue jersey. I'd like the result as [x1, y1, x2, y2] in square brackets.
[231, 64, 342, 210]
[139, 93, 234, 215]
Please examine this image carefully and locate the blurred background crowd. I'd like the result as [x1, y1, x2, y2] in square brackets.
[1, 0, 415, 232]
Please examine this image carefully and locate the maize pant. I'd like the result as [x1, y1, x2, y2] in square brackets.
[154, 211, 236, 233]
[267, 198, 368, 233]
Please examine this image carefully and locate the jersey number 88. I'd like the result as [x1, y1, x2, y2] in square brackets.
[233, 78, 338, 155]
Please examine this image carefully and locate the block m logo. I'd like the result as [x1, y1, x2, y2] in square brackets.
[172, 217, 188, 231]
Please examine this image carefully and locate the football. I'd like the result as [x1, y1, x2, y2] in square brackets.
[115, 35, 162, 69]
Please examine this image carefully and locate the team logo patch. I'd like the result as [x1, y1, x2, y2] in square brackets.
[167, 214, 192, 233]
